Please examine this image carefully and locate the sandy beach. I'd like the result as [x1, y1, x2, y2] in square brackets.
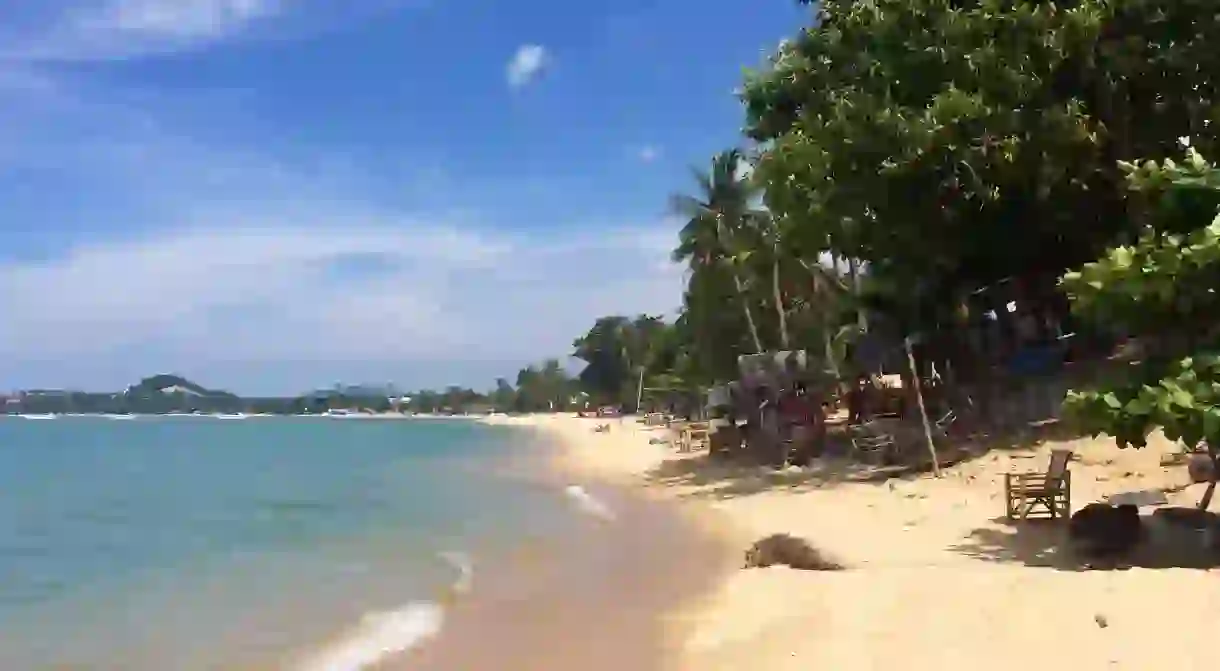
[487, 413, 1220, 671]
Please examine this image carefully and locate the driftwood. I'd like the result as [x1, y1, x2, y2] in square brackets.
[743, 533, 845, 571]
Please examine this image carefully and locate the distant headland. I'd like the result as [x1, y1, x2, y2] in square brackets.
[0, 371, 586, 417]
[3, 374, 422, 416]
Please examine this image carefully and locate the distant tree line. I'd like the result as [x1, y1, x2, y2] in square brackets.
[403, 358, 580, 414]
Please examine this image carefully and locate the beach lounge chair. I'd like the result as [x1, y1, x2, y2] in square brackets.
[1004, 449, 1073, 521]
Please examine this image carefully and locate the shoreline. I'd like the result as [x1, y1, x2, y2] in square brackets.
[474, 413, 751, 670]
[392, 415, 734, 671]
[484, 412, 1220, 670]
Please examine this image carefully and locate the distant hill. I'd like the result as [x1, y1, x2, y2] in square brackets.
[127, 375, 237, 398]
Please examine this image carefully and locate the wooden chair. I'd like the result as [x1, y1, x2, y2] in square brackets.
[685, 422, 710, 452]
[1005, 449, 1073, 521]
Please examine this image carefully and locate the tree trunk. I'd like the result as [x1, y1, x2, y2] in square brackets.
[906, 337, 941, 478]
[772, 241, 791, 350]
[848, 257, 868, 332]
[1201, 442, 1220, 510]
[814, 274, 841, 379]
[733, 271, 764, 354]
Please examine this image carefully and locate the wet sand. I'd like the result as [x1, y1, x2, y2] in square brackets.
[391, 424, 736, 671]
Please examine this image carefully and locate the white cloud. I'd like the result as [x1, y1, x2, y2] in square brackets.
[506, 44, 548, 89]
[0, 217, 681, 367]
[0, 0, 385, 61]
[637, 145, 661, 163]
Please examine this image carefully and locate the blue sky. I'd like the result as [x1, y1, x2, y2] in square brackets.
[0, 0, 808, 395]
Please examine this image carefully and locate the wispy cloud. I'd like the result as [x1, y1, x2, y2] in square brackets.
[506, 44, 548, 89]
[0, 0, 409, 62]
[0, 66, 683, 393]
[0, 216, 679, 362]
[80, 0, 277, 39]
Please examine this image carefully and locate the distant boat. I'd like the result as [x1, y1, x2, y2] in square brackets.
[19, 414, 57, 420]
[213, 413, 247, 420]
[105, 414, 137, 421]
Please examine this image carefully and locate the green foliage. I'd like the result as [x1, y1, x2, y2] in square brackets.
[743, 0, 1219, 327]
[1066, 355, 1220, 449]
[1063, 147, 1220, 449]
[571, 314, 690, 409]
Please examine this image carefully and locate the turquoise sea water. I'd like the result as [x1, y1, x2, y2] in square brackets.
[0, 416, 582, 670]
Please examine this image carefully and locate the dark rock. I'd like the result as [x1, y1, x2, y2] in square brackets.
[743, 533, 845, 571]
[1069, 503, 1144, 561]
[1188, 454, 1216, 484]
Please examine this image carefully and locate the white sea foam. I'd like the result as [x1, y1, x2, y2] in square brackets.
[564, 484, 616, 522]
[438, 550, 473, 595]
[294, 551, 474, 670]
[295, 602, 445, 671]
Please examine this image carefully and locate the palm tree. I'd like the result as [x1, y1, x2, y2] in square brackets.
[670, 148, 765, 354]
[772, 209, 857, 379]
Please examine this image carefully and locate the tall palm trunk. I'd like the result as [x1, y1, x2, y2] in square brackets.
[716, 216, 764, 353]
[732, 271, 764, 354]
[772, 240, 791, 350]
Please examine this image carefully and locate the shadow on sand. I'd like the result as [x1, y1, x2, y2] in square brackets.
[641, 454, 918, 500]
[636, 414, 1084, 501]
[949, 512, 1220, 571]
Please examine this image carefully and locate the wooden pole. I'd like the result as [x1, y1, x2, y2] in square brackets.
[906, 336, 942, 478]
[635, 367, 645, 414]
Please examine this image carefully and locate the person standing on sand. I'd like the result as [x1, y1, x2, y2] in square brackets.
[780, 383, 823, 466]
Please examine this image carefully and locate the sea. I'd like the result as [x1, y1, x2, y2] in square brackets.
[0, 415, 726, 670]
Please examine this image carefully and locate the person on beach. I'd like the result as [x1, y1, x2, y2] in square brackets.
[780, 382, 824, 465]
[847, 374, 871, 424]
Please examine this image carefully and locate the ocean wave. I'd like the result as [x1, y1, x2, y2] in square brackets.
[438, 550, 473, 596]
[295, 602, 444, 671]
[564, 485, 616, 522]
[294, 550, 473, 670]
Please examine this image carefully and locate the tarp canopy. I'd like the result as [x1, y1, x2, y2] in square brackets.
[737, 350, 811, 379]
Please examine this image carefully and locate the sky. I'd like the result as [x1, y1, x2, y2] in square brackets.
[0, 0, 809, 396]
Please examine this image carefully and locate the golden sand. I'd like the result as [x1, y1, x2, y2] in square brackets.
[485, 413, 1220, 671]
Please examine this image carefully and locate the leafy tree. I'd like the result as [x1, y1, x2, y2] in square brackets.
[572, 314, 673, 408]
[744, 0, 1219, 330]
[407, 389, 442, 413]
[489, 378, 517, 412]
[572, 316, 636, 402]
[1063, 146, 1220, 508]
